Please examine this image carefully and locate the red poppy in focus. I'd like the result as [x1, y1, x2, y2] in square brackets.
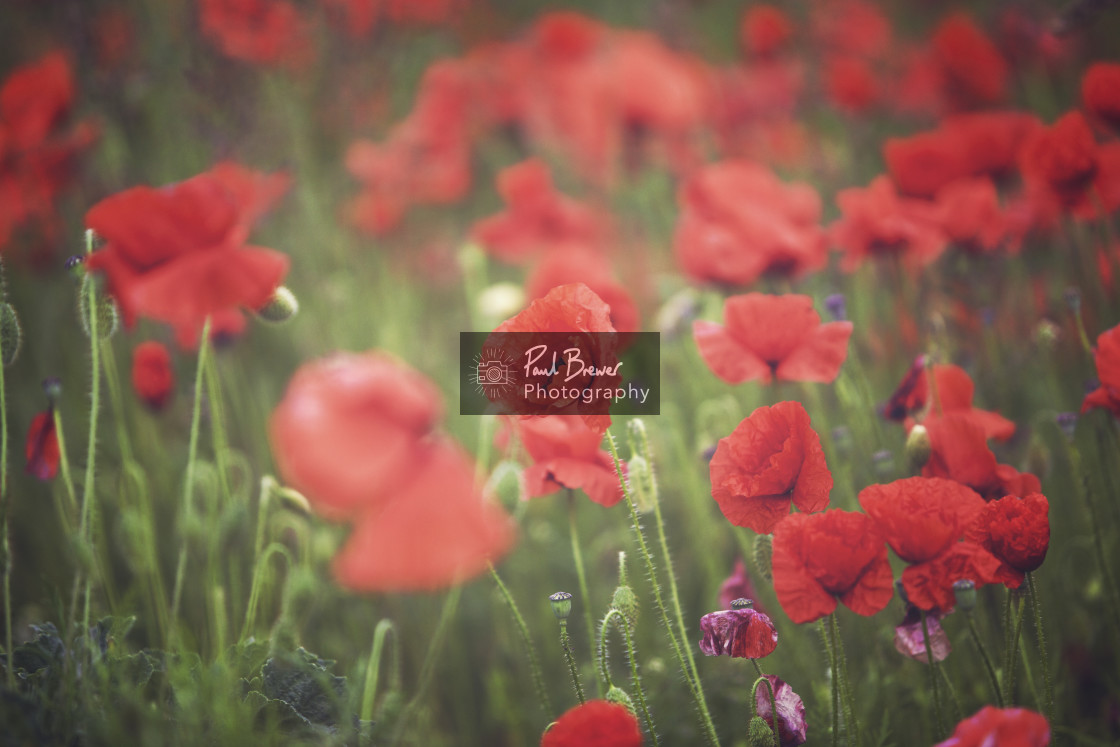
[1083, 62, 1120, 134]
[741, 5, 793, 58]
[332, 437, 514, 592]
[830, 177, 946, 271]
[930, 13, 1008, 111]
[694, 294, 852, 385]
[269, 352, 443, 521]
[709, 401, 832, 534]
[922, 414, 1041, 501]
[198, 0, 314, 70]
[25, 410, 60, 480]
[965, 493, 1049, 588]
[674, 161, 827, 287]
[1020, 111, 1100, 208]
[883, 360, 1015, 442]
[132, 341, 174, 410]
[771, 509, 894, 624]
[509, 415, 622, 507]
[471, 159, 610, 263]
[860, 476, 1002, 610]
[1083, 324, 1120, 417]
[84, 163, 290, 337]
[540, 700, 642, 747]
[934, 706, 1050, 747]
[698, 604, 778, 659]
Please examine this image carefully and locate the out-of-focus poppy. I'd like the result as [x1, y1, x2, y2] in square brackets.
[332, 437, 514, 592]
[935, 706, 1050, 747]
[883, 361, 1015, 442]
[930, 13, 1008, 111]
[511, 415, 623, 507]
[810, 0, 891, 59]
[741, 5, 793, 59]
[269, 352, 443, 521]
[525, 245, 640, 333]
[922, 414, 1041, 500]
[1082, 324, 1120, 417]
[771, 509, 894, 624]
[132, 341, 174, 410]
[709, 401, 832, 534]
[693, 294, 852, 385]
[825, 56, 879, 114]
[674, 161, 827, 287]
[934, 177, 1010, 254]
[84, 163, 290, 337]
[830, 176, 946, 271]
[198, 0, 314, 70]
[25, 410, 60, 480]
[1020, 111, 1100, 208]
[965, 493, 1049, 587]
[1082, 62, 1120, 134]
[540, 700, 642, 747]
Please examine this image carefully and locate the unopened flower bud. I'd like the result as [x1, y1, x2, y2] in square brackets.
[953, 579, 977, 613]
[274, 486, 312, 517]
[1, 302, 22, 367]
[605, 685, 636, 715]
[610, 584, 639, 631]
[549, 591, 573, 621]
[78, 274, 119, 339]
[627, 455, 656, 513]
[748, 715, 778, 747]
[255, 286, 299, 323]
[905, 425, 932, 472]
[477, 282, 524, 325]
[753, 535, 773, 583]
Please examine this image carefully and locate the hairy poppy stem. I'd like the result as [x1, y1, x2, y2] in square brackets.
[599, 608, 658, 745]
[559, 618, 586, 705]
[1027, 573, 1056, 740]
[818, 619, 840, 747]
[0, 313, 10, 688]
[965, 610, 1004, 707]
[567, 492, 599, 694]
[749, 660, 778, 746]
[488, 563, 552, 716]
[830, 612, 861, 747]
[921, 610, 946, 738]
[607, 432, 721, 747]
[360, 619, 399, 747]
[1003, 590, 1027, 705]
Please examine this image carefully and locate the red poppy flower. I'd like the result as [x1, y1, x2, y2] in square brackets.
[694, 294, 852, 385]
[25, 410, 60, 480]
[332, 437, 514, 592]
[131, 341, 174, 410]
[699, 605, 778, 658]
[935, 706, 1050, 747]
[922, 414, 1041, 501]
[771, 509, 894, 624]
[930, 13, 1008, 110]
[511, 415, 623, 507]
[1082, 324, 1120, 417]
[811, 0, 891, 59]
[525, 246, 640, 333]
[674, 161, 827, 287]
[471, 159, 610, 263]
[709, 401, 832, 534]
[197, 0, 314, 70]
[860, 476, 1003, 609]
[825, 56, 879, 114]
[934, 177, 1010, 254]
[269, 352, 443, 521]
[754, 675, 808, 746]
[741, 5, 793, 58]
[883, 361, 1015, 442]
[965, 493, 1050, 586]
[830, 176, 946, 271]
[540, 700, 642, 747]
[1020, 111, 1100, 208]
[1083, 62, 1120, 134]
[84, 165, 290, 335]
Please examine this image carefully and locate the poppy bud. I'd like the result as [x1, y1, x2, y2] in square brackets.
[953, 579, 977, 613]
[549, 591, 573, 620]
[748, 715, 778, 747]
[753, 534, 773, 583]
[1, 302, 21, 367]
[78, 274, 119, 340]
[477, 282, 525, 327]
[905, 425, 932, 472]
[626, 455, 655, 513]
[610, 584, 639, 632]
[255, 285, 299, 323]
[605, 686, 636, 715]
[274, 485, 312, 517]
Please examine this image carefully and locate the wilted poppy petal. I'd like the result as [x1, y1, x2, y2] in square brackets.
[698, 607, 778, 658]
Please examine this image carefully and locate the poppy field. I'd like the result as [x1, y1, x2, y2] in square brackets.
[3, 0, 1120, 745]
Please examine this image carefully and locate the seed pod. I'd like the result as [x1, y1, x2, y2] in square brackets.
[753, 534, 773, 583]
[78, 274, 119, 339]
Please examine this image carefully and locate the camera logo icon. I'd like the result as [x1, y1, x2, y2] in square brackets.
[473, 346, 516, 399]
[478, 359, 510, 385]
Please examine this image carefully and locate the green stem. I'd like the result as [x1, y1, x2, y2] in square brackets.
[966, 612, 1004, 707]
[391, 586, 462, 745]
[0, 324, 10, 688]
[831, 612, 860, 747]
[599, 609, 657, 744]
[921, 610, 945, 739]
[242, 543, 294, 640]
[567, 492, 599, 695]
[489, 563, 551, 716]
[559, 620, 586, 706]
[606, 432, 720, 747]
[51, 411, 78, 531]
[1027, 573, 1055, 732]
[360, 619, 399, 747]
[1003, 591, 1027, 705]
[819, 619, 840, 747]
[78, 236, 103, 636]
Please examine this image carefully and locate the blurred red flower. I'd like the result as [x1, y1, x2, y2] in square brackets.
[525, 245, 639, 333]
[540, 700, 642, 747]
[0, 52, 97, 266]
[512, 415, 623, 507]
[674, 161, 827, 287]
[860, 476, 1002, 610]
[132, 341, 174, 410]
[710, 401, 832, 534]
[825, 56, 879, 114]
[831, 176, 946, 271]
[934, 177, 1010, 254]
[935, 706, 1050, 747]
[1082, 324, 1120, 417]
[698, 605, 778, 658]
[884, 361, 1015, 441]
[1020, 111, 1100, 208]
[771, 509, 894, 624]
[25, 410, 60, 481]
[930, 13, 1008, 111]
[741, 5, 793, 58]
[269, 352, 443, 521]
[332, 437, 513, 592]
[1083, 62, 1120, 134]
[965, 493, 1049, 587]
[693, 294, 852, 385]
[85, 163, 290, 336]
[811, 0, 891, 59]
[198, 0, 314, 70]
[922, 414, 1041, 501]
